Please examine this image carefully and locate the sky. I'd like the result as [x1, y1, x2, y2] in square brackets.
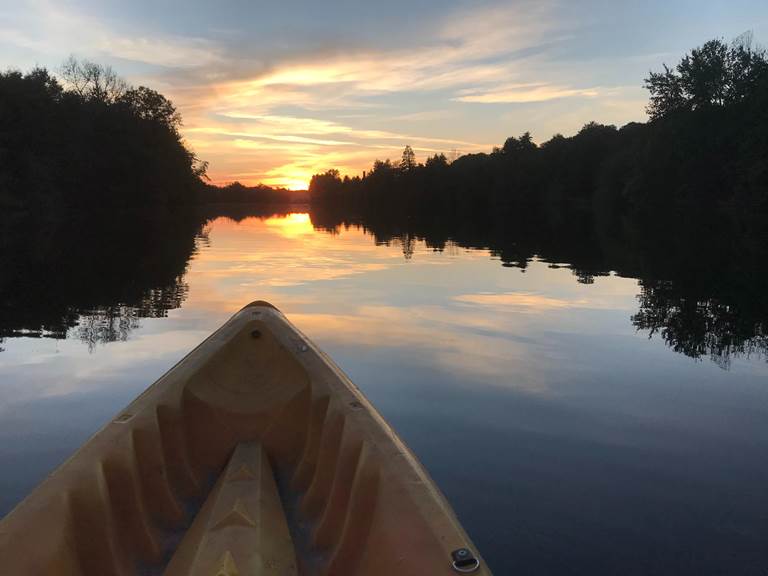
[1, 1, 766, 189]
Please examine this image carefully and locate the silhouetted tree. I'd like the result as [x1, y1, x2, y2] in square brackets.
[309, 169, 344, 203]
[645, 36, 768, 119]
[0, 60, 207, 214]
[727, 32, 768, 100]
[400, 145, 416, 172]
[644, 64, 686, 119]
[308, 34, 768, 217]
[60, 57, 128, 103]
[501, 131, 536, 155]
[119, 86, 182, 132]
[425, 153, 448, 168]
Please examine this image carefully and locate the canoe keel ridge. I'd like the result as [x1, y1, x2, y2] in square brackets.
[0, 301, 490, 575]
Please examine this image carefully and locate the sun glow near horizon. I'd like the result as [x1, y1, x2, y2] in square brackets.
[263, 176, 310, 191]
[161, 1, 659, 188]
[8, 0, 759, 187]
[285, 179, 311, 191]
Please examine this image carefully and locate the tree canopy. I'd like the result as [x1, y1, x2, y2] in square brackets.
[60, 56, 128, 104]
[400, 145, 416, 172]
[308, 36, 768, 216]
[645, 35, 768, 119]
[119, 86, 182, 133]
[0, 58, 206, 214]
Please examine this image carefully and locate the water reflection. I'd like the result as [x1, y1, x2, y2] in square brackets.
[633, 278, 768, 368]
[0, 206, 291, 350]
[0, 210, 200, 345]
[312, 205, 768, 367]
[2, 205, 767, 365]
[2, 206, 768, 574]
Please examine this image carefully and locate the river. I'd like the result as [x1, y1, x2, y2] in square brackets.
[1, 208, 767, 575]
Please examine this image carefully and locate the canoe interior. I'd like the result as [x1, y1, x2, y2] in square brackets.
[0, 302, 489, 575]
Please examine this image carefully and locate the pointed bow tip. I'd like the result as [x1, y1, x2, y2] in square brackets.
[241, 300, 279, 312]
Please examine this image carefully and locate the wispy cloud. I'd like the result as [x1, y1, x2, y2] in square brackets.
[166, 3, 574, 185]
[0, 0, 652, 188]
[456, 82, 600, 103]
[182, 109, 492, 186]
[98, 36, 221, 69]
[0, 0, 222, 68]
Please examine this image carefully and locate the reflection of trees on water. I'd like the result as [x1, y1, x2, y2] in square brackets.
[311, 203, 768, 368]
[74, 306, 140, 352]
[140, 282, 189, 316]
[71, 281, 188, 351]
[378, 234, 415, 260]
[0, 205, 300, 352]
[633, 280, 768, 369]
[0, 209, 201, 350]
[4, 200, 767, 367]
[401, 234, 415, 260]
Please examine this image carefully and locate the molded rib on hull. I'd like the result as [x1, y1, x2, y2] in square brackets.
[0, 301, 490, 575]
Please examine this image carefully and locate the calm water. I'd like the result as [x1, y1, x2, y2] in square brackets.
[2, 210, 768, 575]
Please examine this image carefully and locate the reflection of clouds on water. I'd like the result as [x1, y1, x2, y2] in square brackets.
[453, 289, 637, 313]
[287, 307, 547, 392]
[183, 214, 413, 312]
[455, 291, 579, 311]
[4, 210, 763, 374]
[2, 210, 767, 401]
[0, 326, 210, 411]
[3, 208, 768, 574]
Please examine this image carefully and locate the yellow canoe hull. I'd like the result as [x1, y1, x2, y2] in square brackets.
[0, 302, 489, 575]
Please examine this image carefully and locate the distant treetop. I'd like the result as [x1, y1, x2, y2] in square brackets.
[644, 34, 768, 120]
[60, 56, 128, 104]
[400, 145, 416, 172]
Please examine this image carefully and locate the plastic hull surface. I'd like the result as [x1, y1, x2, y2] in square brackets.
[0, 302, 490, 575]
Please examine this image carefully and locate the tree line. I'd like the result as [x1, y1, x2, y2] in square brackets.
[197, 181, 307, 204]
[310, 186, 768, 368]
[307, 35, 768, 367]
[0, 58, 209, 215]
[0, 204, 304, 351]
[309, 36, 768, 218]
[0, 58, 302, 218]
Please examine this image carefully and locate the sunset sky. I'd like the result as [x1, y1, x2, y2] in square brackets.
[2, 1, 766, 189]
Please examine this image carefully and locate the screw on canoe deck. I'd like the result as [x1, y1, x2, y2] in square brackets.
[452, 548, 481, 572]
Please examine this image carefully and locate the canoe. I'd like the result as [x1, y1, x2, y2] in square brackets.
[0, 301, 489, 575]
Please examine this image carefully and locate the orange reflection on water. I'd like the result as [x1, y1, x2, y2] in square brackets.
[264, 213, 314, 238]
[183, 213, 404, 315]
[180, 214, 641, 394]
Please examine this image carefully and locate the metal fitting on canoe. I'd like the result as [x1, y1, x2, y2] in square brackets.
[451, 548, 480, 572]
